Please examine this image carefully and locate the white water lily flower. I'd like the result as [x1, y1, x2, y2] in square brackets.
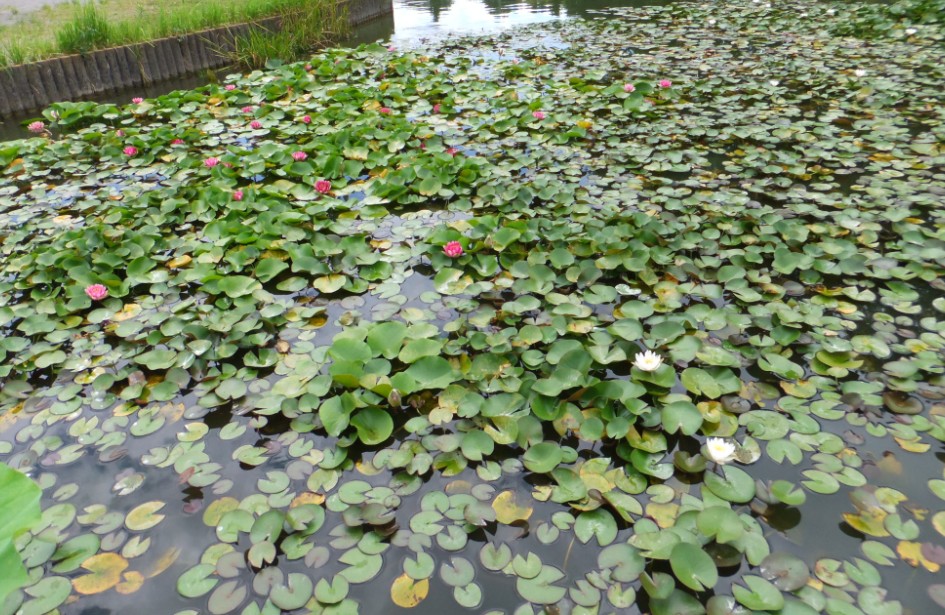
[826, 8, 836, 14]
[854, 69, 867, 77]
[905, 28, 917, 35]
[633, 350, 663, 372]
[769, 79, 780, 86]
[706, 438, 737, 464]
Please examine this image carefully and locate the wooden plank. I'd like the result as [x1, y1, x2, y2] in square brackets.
[34, 62, 58, 107]
[48, 58, 70, 104]
[20, 64, 44, 111]
[152, 42, 170, 83]
[206, 29, 229, 66]
[139, 43, 156, 85]
[57, 56, 81, 101]
[164, 38, 185, 80]
[82, 53, 104, 94]
[67, 55, 93, 98]
[8, 69, 33, 114]
[178, 34, 195, 74]
[110, 47, 131, 90]
[192, 32, 210, 71]
[94, 50, 116, 93]
[0, 70, 17, 117]
[118, 46, 144, 88]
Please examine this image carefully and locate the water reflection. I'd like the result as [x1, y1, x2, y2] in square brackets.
[390, 0, 669, 41]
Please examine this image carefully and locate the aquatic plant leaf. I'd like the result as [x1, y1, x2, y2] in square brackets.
[704, 466, 755, 503]
[0, 463, 40, 602]
[177, 564, 218, 598]
[670, 543, 718, 592]
[732, 575, 784, 611]
[269, 573, 313, 610]
[125, 501, 166, 531]
[574, 509, 618, 546]
[351, 408, 394, 445]
[72, 553, 129, 595]
[759, 553, 810, 591]
[492, 490, 533, 524]
[391, 574, 429, 608]
[516, 565, 566, 605]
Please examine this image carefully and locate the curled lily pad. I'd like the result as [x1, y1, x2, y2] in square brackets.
[732, 575, 784, 611]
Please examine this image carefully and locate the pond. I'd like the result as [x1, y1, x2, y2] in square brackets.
[0, 0, 671, 141]
[1, 0, 945, 614]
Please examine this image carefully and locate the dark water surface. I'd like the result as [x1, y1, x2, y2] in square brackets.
[2, 1, 944, 614]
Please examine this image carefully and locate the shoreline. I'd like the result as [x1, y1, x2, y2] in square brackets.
[0, 0, 393, 120]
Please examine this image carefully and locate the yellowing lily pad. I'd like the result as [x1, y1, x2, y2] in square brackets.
[391, 574, 429, 608]
[897, 541, 941, 573]
[492, 489, 533, 524]
[125, 501, 166, 531]
[72, 553, 129, 595]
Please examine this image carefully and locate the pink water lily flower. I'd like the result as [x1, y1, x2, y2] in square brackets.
[171, 138, 185, 145]
[225, 84, 236, 91]
[27, 121, 45, 133]
[116, 130, 125, 137]
[233, 190, 244, 201]
[443, 241, 463, 258]
[132, 97, 143, 104]
[301, 115, 312, 124]
[85, 284, 108, 301]
[250, 120, 262, 129]
[446, 147, 458, 156]
[658, 79, 672, 88]
[242, 106, 254, 114]
[123, 146, 138, 156]
[432, 103, 441, 113]
[623, 83, 635, 92]
[379, 107, 392, 114]
[532, 111, 546, 120]
[204, 157, 220, 168]
[292, 151, 308, 161]
[315, 179, 331, 194]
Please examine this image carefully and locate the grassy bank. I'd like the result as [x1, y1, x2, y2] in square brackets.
[0, 0, 345, 68]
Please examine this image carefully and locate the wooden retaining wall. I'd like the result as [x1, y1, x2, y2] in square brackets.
[0, 0, 392, 119]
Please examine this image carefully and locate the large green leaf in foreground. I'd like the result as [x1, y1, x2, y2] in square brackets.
[0, 462, 41, 603]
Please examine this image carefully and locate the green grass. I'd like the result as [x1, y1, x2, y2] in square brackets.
[0, 0, 344, 67]
[225, 2, 347, 69]
[55, 2, 112, 54]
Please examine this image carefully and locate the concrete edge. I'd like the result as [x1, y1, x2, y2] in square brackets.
[0, 0, 392, 119]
